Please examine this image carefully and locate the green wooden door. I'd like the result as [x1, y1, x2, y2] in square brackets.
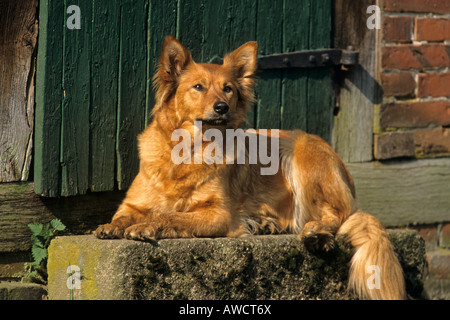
[35, 0, 332, 197]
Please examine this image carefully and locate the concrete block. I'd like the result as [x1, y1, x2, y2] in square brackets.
[47, 230, 426, 300]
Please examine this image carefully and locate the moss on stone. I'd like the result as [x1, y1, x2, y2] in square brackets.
[47, 231, 425, 300]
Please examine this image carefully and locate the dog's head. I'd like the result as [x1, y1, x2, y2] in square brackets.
[153, 35, 258, 129]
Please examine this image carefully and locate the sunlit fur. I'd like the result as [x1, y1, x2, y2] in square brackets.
[94, 36, 406, 300]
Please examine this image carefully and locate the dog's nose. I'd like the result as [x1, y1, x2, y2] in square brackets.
[213, 101, 229, 115]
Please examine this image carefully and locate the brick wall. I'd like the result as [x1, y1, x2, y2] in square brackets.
[375, 0, 450, 160]
[378, 5, 450, 298]
[413, 222, 450, 251]
[411, 222, 450, 299]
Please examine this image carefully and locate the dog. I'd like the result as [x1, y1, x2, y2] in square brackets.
[94, 35, 406, 300]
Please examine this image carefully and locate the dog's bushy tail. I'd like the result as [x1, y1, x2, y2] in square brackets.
[337, 210, 406, 300]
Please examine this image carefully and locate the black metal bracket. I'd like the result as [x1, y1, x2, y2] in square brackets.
[208, 47, 359, 70]
[257, 47, 359, 70]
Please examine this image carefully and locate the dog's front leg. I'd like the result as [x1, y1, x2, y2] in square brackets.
[94, 202, 148, 239]
[123, 208, 238, 241]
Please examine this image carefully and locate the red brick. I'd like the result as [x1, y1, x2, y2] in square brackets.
[383, 16, 413, 43]
[380, 101, 450, 128]
[374, 132, 415, 159]
[419, 45, 450, 68]
[411, 225, 438, 250]
[415, 18, 450, 42]
[380, 72, 415, 97]
[382, 44, 450, 71]
[384, 0, 450, 14]
[440, 223, 450, 249]
[427, 251, 450, 279]
[415, 128, 450, 157]
[382, 46, 422, 70]
[418, 73, 450, 98]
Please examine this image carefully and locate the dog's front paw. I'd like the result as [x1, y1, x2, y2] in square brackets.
[124, 223, 158, 241]
[94, 223, 125, 239]
[124, 221, 184, 241]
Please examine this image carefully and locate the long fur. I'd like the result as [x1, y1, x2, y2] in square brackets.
[94, 35, 406, 300]
[337, 211, 406, 300]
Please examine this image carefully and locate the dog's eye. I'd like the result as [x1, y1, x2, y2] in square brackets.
[193, 84, 204, 91]
[223, 86, 232, 93]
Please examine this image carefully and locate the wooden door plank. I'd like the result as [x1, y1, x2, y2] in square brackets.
[116, 0, 148, 190]
[281, 0, 310, 131]
[306, 0, 332, 141]
[60, 0, 92, 196]
[34, 0, 64, 197]
[332, 0, 377, 162]
[229, 0, 257, 128]
[256, 0, 283, 129]
[90, 1, 121, 192]
[202, 1, 230, 63]
[228, 0, 257, 47]
[146, 0, 178, 124]
[177, 0, 205, 61]
[306, 69, 332, 140]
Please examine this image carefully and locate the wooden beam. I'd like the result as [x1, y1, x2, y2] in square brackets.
[2, 158, 448, 252]
[347, 158, 450, 227]
[0, 183, 124, 253]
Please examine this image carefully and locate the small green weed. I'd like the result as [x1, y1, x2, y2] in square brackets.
[25, 219, 66, 284]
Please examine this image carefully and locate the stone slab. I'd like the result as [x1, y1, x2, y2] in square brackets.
[47, 230, 426, 300]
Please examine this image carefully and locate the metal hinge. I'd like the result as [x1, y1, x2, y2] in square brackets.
[257, 46, 359, 70]
[208, 46, 358, 70]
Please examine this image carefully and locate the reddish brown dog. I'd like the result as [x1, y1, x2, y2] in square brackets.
[95, 36, 406, 300]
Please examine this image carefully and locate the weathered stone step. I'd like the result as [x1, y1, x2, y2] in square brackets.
[47, 230, 425, 300]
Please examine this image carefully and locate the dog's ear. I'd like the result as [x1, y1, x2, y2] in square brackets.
[158, 35, 192, 84]
[224, 42, 258, 106]
[224, 41, 258, 81]
[153, 36, 192, 107]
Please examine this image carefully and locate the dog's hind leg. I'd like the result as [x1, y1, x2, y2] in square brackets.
[284, 131, 356, 252]
[299, 203, 342, 252]
[296, 171, 355, 253]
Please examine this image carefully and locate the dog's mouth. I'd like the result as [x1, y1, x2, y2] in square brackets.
[196, 118, 228, 126]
